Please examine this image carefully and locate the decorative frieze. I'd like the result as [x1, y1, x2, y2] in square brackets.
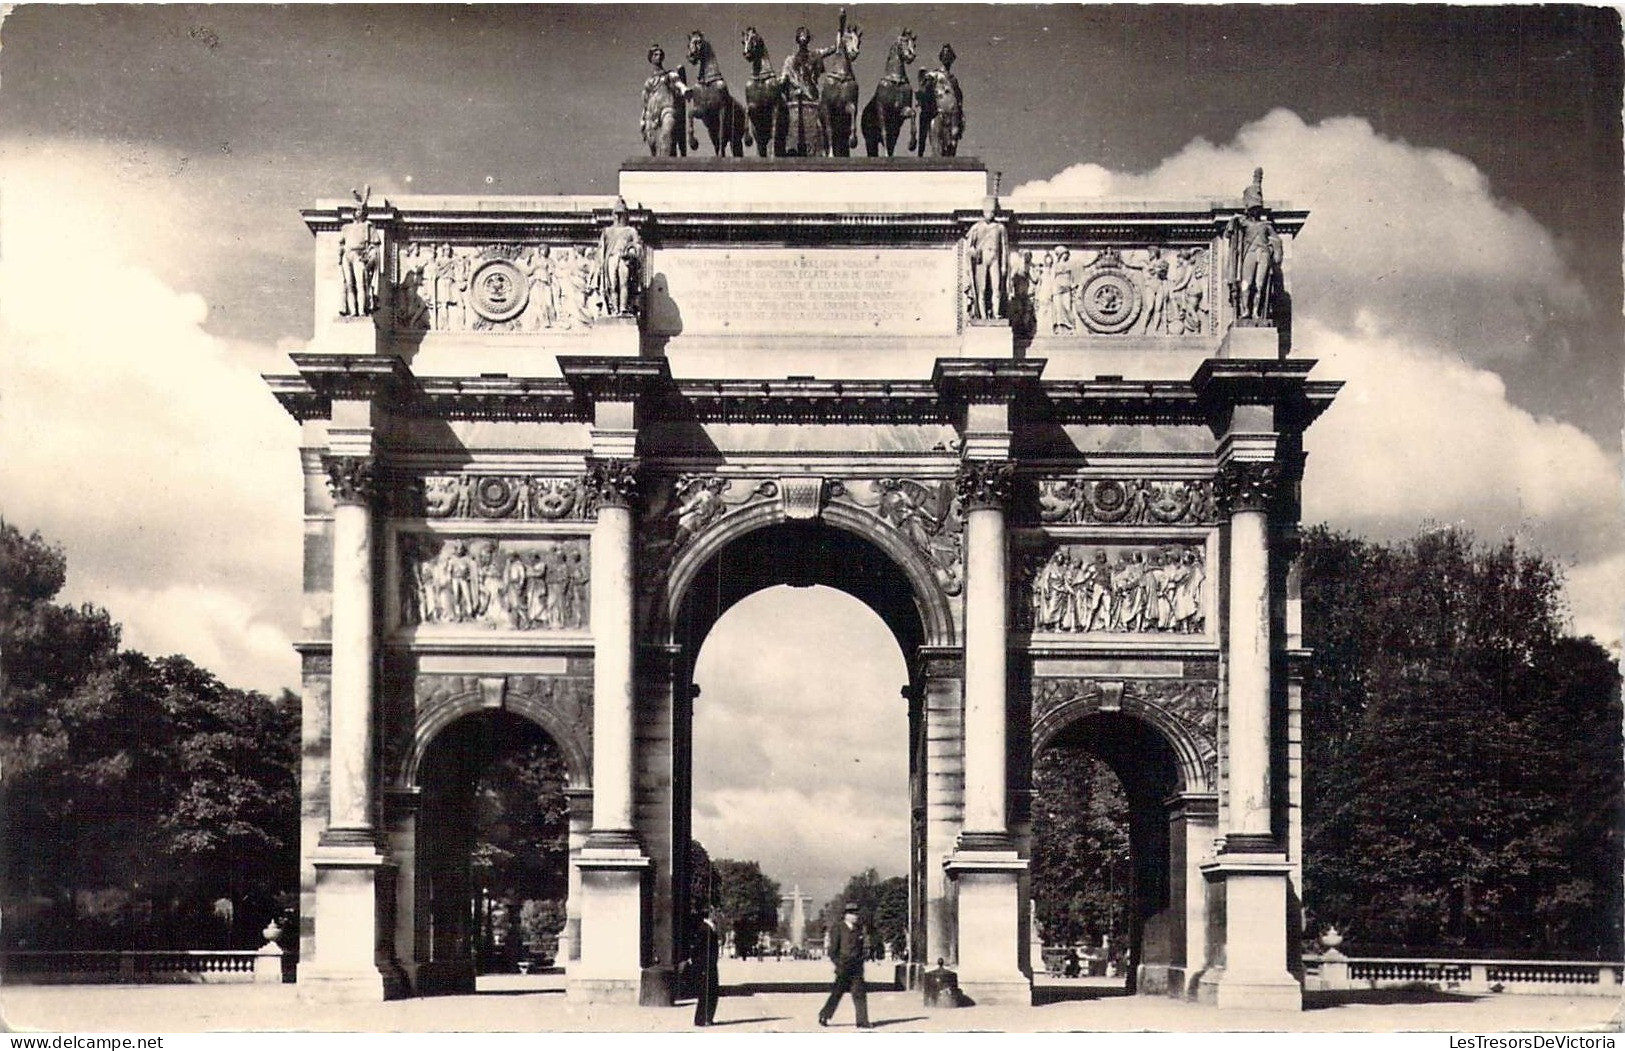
[388, 473, 597, 521]
[1017, 541, 1208, 635]
[1214, 461, 1280, 515]
[393, 242, 609, 332]
[1010, 245, 1212, 339]
[1036, 477, 1218, 526]
[323, 455, 377, 507]
[399, 535, 590, 631]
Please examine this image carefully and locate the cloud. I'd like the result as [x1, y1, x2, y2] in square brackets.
[1017, 109, 1622, 652]
[0, 140, 303, 692]
[692, 587, 911, 901]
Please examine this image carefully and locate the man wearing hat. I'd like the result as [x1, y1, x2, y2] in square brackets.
[817, 902, 873, 1028]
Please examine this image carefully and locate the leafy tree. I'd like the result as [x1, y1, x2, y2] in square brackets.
[818, 868, 909, 959]
[1301, 526, 1624, 958]
[1031, 747, 1131, 951]
[711, 858, 780, 957]
[0, 522, 300, 949]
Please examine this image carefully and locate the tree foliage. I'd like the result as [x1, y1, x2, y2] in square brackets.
[0, 522, 299, 948]
[817, 868, 909, 959]
[710, 858, 780, 956]
[1301, 526, 1623, 958]
[1031, 747, 1131, 950]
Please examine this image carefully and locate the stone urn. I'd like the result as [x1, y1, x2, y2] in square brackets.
[262, 919, 283, 945]
[1319, 926, 1345, 957]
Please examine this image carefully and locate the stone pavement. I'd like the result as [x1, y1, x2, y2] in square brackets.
[2, 972, 1618, 1034]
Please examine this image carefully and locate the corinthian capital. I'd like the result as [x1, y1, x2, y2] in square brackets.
[1214, 461, 1280, 515]
[955, 459, 1016, 512]
[323, 455, 378, 507]
[585, 457, 640, 510]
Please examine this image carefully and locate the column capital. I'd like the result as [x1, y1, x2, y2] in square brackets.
[584, 457, 640, 510]
[323, 454, 379, 507]
[1214, 460, 1280, 516]
[955, 458, 1016, 512]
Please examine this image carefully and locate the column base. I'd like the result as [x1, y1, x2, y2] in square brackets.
[1199, 851, 1302, 1012]
[301, 839, 408, 1002]
[566, 842, 650, 1005]
[944, 847, 1029, 1004]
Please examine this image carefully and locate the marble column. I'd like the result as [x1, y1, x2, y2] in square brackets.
[943, 460, 1028, 1005]
[304, 454, 399, 1002]
[1199, 459, 1300, 1010]
[569, 457, 650, 1004]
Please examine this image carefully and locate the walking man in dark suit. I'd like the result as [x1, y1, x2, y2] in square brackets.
[817, 902, 872, 1028]
[692, 906, 722, 1026]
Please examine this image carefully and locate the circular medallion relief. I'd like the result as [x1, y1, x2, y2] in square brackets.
[1078, 270, 1141, 334]
[469, 259, 529, 323]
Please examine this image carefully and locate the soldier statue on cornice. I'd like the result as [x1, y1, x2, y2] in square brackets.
[338, 185, 380, 317]
[1225, 168, 1284, 322]
[597, 197, 644, 317]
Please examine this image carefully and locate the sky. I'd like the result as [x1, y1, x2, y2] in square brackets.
[1, 5, 1620, 907]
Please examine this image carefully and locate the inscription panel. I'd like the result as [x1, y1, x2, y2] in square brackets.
[649, 248, 959, 337]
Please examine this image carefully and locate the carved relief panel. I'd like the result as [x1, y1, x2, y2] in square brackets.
[397, 534, 591, 633]
[1009, 245, 1213, 339]
[393, 242, 609, 333]
[830, 477, 964, 596]
[1035, 477, 1218, 527]
[1014, 534, 1216, 643]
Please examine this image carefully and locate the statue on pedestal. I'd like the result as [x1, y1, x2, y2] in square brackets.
[641, 45, 689, 157]
[964, 197, 1008, 321]
[1225, 168, 1284, 322]
[596, 198, 643, 318]
[338, 186, 380, 317]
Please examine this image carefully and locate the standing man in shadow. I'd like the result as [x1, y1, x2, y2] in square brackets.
[817, 902, 873, 1029]
[692, 905, 722, 1026]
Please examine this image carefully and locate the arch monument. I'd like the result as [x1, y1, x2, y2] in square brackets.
[267, 155, 1339, 1011]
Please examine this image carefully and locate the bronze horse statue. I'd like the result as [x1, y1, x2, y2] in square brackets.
[860, 28, 918, 157]
[915, 44, 963, 157]
[740, 26, 787, 158]
[817, 11, 862, 156]
[686, 30, 750, 156]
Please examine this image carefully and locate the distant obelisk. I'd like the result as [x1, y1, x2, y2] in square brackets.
[780, 884, 812, 949]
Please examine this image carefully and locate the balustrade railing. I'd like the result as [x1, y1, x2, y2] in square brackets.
[1, 949, 292, 985]
[1304, 955, 1623, 997]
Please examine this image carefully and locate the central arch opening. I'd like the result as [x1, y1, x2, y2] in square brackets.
[672, 520, 929, 988]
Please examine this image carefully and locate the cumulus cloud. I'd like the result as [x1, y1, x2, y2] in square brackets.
[693, 587, 910, 901]
[1017, 109, 1621, 651]
[0, 140, 303, 692]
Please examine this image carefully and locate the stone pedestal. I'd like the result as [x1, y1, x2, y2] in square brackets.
[943, 851, 1029, 1005]
[587, 315, 641, 356]
[302, 846, 399, 1002]
[1217, 323, 1280, 361]
[1197, 853, 1302, 1011]
[567, 849, 652, 1003]
[962, 319, 1014, 359]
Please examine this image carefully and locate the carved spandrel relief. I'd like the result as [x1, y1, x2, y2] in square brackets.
[1011, 245, 1212, 339]
[1032, 677, 1218, 788]
[831, 478, 964, 596]
[634, 475, 780, 627]
[395, 242, 607, 333]
[392, 473, 596, 522]
[1018, 541, 1208, 636]
[1036, 477, 1218, 527]
[400, 535, 590, 631]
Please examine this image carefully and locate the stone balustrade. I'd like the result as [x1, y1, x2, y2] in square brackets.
[1, 949, 294, 985]
[1303, 955, 1623, 997]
